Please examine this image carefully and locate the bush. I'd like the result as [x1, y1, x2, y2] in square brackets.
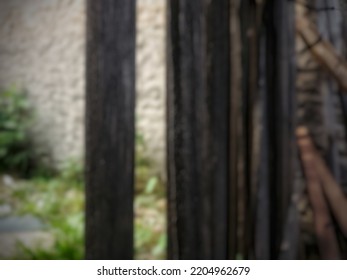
[0, 87, 34, 176]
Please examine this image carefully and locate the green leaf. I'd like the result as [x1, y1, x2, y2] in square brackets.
[145, 177, 158, 194]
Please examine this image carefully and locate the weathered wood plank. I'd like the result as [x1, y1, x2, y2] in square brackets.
[263, 0, 296, 259]
[229, 0, 242, 260]
[254, 31, 271, 260]
[167, 0, 230, 260]
[85, 0, 136, 259]
[239, 0, 256, 260]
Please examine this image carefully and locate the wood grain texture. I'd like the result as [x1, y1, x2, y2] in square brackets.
[263, 0, 296, 259]
[167, 0, 230, 260]
[85, 0, 136, 260]
[229, 0, 242, 260]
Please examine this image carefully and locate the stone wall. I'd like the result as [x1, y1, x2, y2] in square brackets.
[0, 0, 166, 173]
[0, 0, 86, 167]
[136, 0, 166, 175]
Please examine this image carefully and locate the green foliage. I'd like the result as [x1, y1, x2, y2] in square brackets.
[145, 177, 158, 194]
[6, 131, 166, 259]
[0, 87, 34, 175]
[134, 133, 166, 259]
[60, 160, 84, 186]
[10, 162, 85, 260]
[134, 193, 166, 259]
[19, 213, 84, 260]
[0, 87, 165, 259]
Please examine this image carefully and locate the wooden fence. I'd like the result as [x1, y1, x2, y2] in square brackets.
[85, 0, 347, 260]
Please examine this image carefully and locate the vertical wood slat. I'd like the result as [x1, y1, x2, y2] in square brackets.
[229, 0, 242, 260]
[264, 0, 296, 259]
[239, 0, 266, 260]
[239, 0, 255, 259]
[254, 31, 271, 260]
[167, 0, 230, 259]
[85, 0, 136, 259]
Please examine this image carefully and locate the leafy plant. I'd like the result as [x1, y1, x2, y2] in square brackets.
[134, 132, 166, 259]
[19, 214, 84, 260]
[10, 161, 85, 259]
[6, 131, 166, 260]
[60, 160, 84, 187]
[0, 87, 34, 176]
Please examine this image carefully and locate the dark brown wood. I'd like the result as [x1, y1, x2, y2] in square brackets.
[296, 127, 341, 259]
[296, 16, 347, 93]
[263, 0, 296, 259]
[254, 30, 271, 260]
[239, 0, 256, 259]
[239, 0, 266, 260]
[229, 0, 242, 260]
[85, 0, 136, 259]
[167, 0, 230, 259]
[309, 142, 347, 238]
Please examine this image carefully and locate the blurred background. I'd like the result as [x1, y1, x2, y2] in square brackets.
[0, 0, 347, 260]
[0, 0, 166, 259]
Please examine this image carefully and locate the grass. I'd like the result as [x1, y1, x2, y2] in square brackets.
[0, 88, 166, 259]
[6, 161, 85, 259]
[2, 152, 166, 259]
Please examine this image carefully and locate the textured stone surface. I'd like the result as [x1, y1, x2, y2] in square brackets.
[0, 231, 53, 259]
[0, 215, 52, 259]
[0, 215, 47, 232]
[0, 0, 86, 167]
[136, 0, 166, 176]
[0, 0, 166, 173]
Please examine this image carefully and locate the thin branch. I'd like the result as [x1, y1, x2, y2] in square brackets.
[297, 126, 347, 237]
[296, 126, 341, 259]
[296, 16, 347, 93]
[288, 0, 335, 11]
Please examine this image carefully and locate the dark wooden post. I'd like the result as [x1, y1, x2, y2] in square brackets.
[85, 0, 136, 259]
[167, 0, 231, 259]
[239, 0, 264, 260]
[263, 0, 296, 259]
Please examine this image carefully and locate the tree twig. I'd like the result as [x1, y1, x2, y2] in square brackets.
[298, 127, 347, 237]
[296, 16, 347, 93]
[296, 126, 341, 259]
